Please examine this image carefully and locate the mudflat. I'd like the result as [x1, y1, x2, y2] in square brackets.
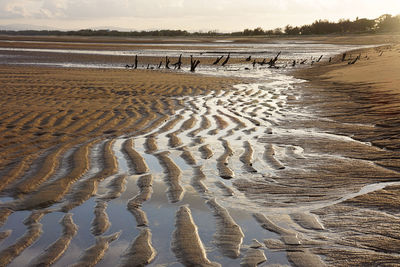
[0, 35, 399, 266]
[0, 66, 239, 169]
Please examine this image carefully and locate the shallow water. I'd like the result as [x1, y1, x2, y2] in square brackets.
[0, 40, 396, 266]
[0, 40, 373, 72]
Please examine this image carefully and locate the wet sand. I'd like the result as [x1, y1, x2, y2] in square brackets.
[294, 42, 400, 265]
[0, 65, 239, 173]
[0, 35, 399, 266]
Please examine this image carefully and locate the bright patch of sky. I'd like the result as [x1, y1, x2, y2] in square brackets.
[0, 0, 399, 31]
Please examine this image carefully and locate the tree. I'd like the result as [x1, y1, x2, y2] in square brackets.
[351, 18, 375, 32]
[273, 28, 283, 35]
[253, 27, 264, 35]
[284, 25, 300, 35]
[243, 27, 265, 36]
[376, 14, 400, 32]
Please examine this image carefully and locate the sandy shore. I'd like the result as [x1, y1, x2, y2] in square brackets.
[296, 43, 400, 156]
[0, 65, 240, 187]
[0, 35, 400, 266]
[294, 42, 400, 265]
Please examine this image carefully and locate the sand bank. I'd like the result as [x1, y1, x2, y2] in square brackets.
[294, 42, 400, 265]
[0, 65, 240, 172]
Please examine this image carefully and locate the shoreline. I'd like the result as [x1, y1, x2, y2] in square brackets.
[294, 43, 400, 151]
[292, 41, 400, 265]
[1, 34, 393, 71]
[1, 33, 399, 45]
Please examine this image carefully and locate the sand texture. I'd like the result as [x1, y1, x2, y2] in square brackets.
[0, 35, 399, 266]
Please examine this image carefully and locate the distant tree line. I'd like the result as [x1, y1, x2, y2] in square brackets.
[0, 29, 192, 37]
[0, 14, 399, 37]
[245, 14, 400, 35]
[284, 14, 400, 35]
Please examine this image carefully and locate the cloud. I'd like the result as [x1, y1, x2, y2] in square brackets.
[1, 0, 37, 18]
[0, 0, 399, 31]
[0, 0, 337, 19]
[0, 0, 68, 19]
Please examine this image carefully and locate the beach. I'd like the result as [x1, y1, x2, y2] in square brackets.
[293, 42, 400, 265]
[0, 35, 399, 266]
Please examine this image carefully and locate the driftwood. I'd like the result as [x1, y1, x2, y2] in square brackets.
[300, 59, 307, 64]
[213, 55, 224, 65]
[125, 55, 138, 69]
[134, 55, 138, 69]
[348, 55, 360, 65]
[268, 51, 281, 67]
[173, 54, 183, 69]
[316, 55, 323, 62]
[190, 56, 200, 72]
[221, 53, 230, 66]
[124, 51, 290, 72]
[292, 60, 296, 67]
[274, 51, 281, 60]
[267, 59, 274, 67]
[258, 58, 267, 66]
[342, 53, 347, 61]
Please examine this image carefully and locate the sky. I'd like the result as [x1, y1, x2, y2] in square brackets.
[0, 0, 399, 32]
